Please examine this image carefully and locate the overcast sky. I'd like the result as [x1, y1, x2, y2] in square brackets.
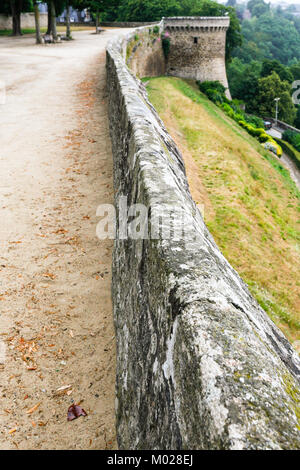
[267, 0, 300, 3]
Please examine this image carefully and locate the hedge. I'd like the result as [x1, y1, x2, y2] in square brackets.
[274, 139, 300, 170]
[199, 81, 282, 157]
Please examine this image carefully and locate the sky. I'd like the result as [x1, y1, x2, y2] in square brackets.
[267, 0, 300, 3]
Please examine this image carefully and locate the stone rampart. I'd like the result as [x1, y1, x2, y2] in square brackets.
[106, 22, 300, 450]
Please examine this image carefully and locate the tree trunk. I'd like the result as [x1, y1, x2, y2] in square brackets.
[96, 9, 99, 34]
[66, 1, 71, 40]
[33, 1, 43, 44]
[46, 2, 51, 34]
[49, 0, 57, 41]
[10, 0, 22, 36]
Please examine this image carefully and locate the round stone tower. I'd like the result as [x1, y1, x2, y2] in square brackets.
[163, 17, 231, 97]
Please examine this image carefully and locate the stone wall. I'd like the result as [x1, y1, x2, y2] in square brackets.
[0, 13, 47, 30]
[106, 23, 300, 450]
[125, 25, 165, 78]
[164, 17, 230, 97]
[266, 117, 300, 133]
[101, 21, 158, 28]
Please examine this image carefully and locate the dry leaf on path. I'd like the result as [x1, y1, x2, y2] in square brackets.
[8, 428, 17, 434]
[67, 404, 87, 421]
[26, 403, 40, 415]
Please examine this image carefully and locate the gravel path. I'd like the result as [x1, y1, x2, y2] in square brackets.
[280, 153, 300, 190]
[0, 29, 130, 449]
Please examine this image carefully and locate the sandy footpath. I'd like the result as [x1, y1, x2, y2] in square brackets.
[0, 29, 129, 449]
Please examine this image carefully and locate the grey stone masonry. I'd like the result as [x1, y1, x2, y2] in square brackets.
[163, 17, 231, 97]
[106, 23, 300, 450]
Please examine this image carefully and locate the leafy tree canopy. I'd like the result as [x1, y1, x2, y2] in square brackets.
[294, 107, 300, 130]
[233, 10, 300, 65]
[257, 71, 296, 124]
[261, 59, 294, 83]
[247, 0, 269, 17]
[0, 0, 34, 14]
[116, 0, 241, 62]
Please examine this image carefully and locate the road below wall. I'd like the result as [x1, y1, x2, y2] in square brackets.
[0, 29, 131, 449]
[267, 128, 300, 190]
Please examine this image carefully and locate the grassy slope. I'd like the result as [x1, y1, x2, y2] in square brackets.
[146, 77, 300, 344]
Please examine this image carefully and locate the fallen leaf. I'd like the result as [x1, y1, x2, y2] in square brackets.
[67, 404, 87, 421]
[42, 273, 56, 280]
[56, 384, 71, 392]
[8, 428, 17, 434]
[26, 403, 40, 415]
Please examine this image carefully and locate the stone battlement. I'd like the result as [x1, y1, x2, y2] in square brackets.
[163, 16, 231, 97]
[163, 16, 230, 31]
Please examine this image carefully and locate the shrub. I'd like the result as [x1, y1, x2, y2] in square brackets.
[245, 114, 265, 129]
[153, 25, 159, 35]
[282, 129, 300, 152]
[161, 32, 170, 59]
[263, 141, 282, 157]
[201, 82, 282, 156]
[205, 88, 224, 104]
[258, 133, 270, 143]
[198, 80, 226, 98]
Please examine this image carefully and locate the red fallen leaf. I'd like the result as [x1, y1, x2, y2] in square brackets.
[67, 404, 87, 421]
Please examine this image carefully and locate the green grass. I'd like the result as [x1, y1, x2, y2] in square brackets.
[146, 77, 300, 343]
[0, 26, 94, 36]
[0, 28, 41, 35]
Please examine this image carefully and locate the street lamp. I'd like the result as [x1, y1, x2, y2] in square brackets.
[274, 97, 280, 126]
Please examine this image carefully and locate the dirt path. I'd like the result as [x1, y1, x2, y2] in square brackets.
[280, 153, 300, 191]
[0, 29, 130, 450]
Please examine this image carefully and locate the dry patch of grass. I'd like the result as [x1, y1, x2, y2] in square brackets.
[146, 77, 300, 344]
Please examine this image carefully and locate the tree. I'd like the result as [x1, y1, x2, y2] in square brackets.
[0, 0, 33, 36]
[290, 62, 300, 81]
[233, 11, 300, 65]
[66, 0, 71, 39]
[98, 0, 121, 21]
[247, 0, 269, 16]
[45, 0, 65, 39]
[10, 0, 23, 35]
[46, 2, 51, 34]
[257, 71, 296, 124]
[251, 2, 269, 18]
[72, 0, 112, 33]
[48, 0, 57, 40]
[227, 58, 262, 113]
[33, 0, 42, 43]
[116, 0, 180, 23]
[261, 59, 294, 83]
[294, 107, 300, 130]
